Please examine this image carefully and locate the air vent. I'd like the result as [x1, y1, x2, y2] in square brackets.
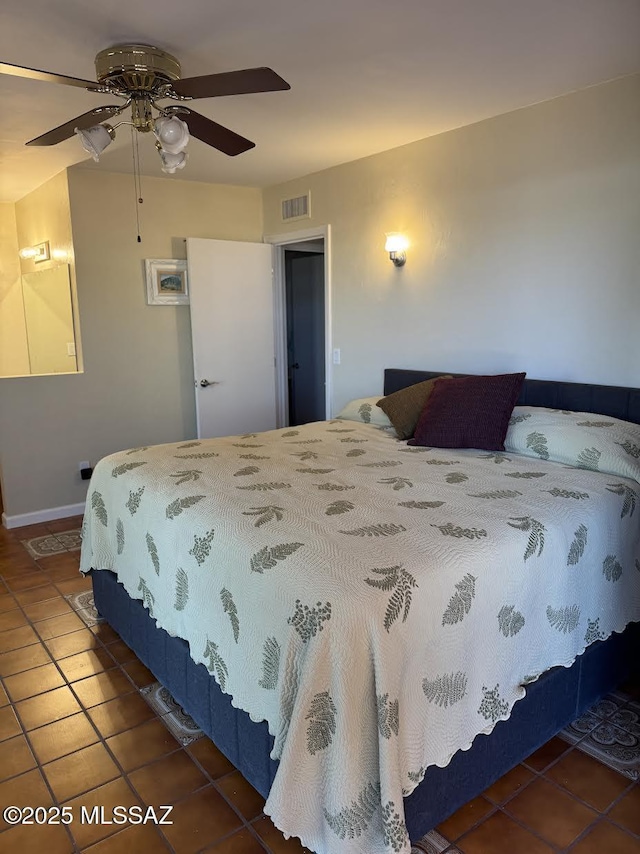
[281, 193, 310, 221]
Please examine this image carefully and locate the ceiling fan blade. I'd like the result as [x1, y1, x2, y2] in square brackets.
[26, 106, 123, 146]
[180, 109, 255, 156]
[172, 67, 290, 99]
[0, 60, 98, 90]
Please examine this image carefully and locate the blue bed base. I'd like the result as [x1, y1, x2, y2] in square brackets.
[91, 369, 640, 841]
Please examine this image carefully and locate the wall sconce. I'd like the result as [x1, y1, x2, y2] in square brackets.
[385, 233, 408, 267]
[19, 241, 50, 262]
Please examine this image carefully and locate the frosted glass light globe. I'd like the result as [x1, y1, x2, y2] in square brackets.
[153, 116, 190, 154]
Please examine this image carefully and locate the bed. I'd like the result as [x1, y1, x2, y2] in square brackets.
[81, 369, 640, 854]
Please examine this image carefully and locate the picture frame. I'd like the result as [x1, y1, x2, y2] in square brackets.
[145, 259, 189, 305]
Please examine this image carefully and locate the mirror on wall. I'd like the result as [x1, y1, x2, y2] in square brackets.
[22, 265, 78, 374]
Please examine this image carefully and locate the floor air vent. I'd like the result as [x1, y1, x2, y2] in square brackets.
[281, 193, 310, 221]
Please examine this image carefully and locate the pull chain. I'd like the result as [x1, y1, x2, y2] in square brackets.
[131, 125, 144, 242]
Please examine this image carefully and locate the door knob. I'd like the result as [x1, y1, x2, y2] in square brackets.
[198, 379, 218, 388]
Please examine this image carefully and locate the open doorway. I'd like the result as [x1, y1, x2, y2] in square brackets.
[265, 225, 331, 428]
[284, 247, 325, 425]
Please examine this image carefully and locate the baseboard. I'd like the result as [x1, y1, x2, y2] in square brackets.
[2, 502, 86, 530]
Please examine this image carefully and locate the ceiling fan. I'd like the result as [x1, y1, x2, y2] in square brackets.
[0, 44, 290, 171]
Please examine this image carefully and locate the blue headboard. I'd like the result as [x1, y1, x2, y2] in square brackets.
[383, 369, 640, 425]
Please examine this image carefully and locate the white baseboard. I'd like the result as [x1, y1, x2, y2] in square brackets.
[2, 502, 86, 530]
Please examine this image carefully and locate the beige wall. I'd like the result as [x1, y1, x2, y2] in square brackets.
[0, 170, 263, 520]
[0, 203, 29, 376]
[263, 73, 640, 412]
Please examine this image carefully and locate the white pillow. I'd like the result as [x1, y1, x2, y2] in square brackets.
[504, 406, 640, 484]
[335, 397, 395, 431]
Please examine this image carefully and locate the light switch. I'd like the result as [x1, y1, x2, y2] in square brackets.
[66, 342, 76, 356]
[332, 348, 341, 365]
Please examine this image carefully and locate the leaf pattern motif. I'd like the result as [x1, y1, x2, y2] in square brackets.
[602, 555, 623, 582]
[250, 542, 303, 573]
[174, 452, 219, 459]
[306, 691, 337, 754]
[91, 491, 108, 527]
[316, 483, 356, 491]
[145, 533, 160, 575]
[325, 500, 355, 515]
[220, 587, 240, 642]
[234, 466, 260, 476]
[358, 403, 372, 423]
[323, 781, 381, 841]
[567, 524, 588, 565]
[546, 487, 589, 499]
[504, 471, 547, 479]
[377, 477, 413, 490]
[137, 577, 155, 615]
[478, 453, 512, 464]
[111, 461, 148, 478]
[116, 518, 124, 555]
[509, 412, 532, 425]
[525, 432, 549, 460]
[170, 470, 202, 485]
[422, 672, 467, 707]
[577, 447, 601, 470]
[242, 505, 284, 527]
[606, 483, 637, 518]
[126, 487, 145, 515]
[445, 472, 469, 483]
[398, 500, 445, 509]
[237, 482, 291, 491]
[376, 694, 400, 738]
[189, 529, 215, 565]
[174, 568, 189, 611]
[345, 449, 366, 457]
[166, 495, 205, 519]
[497, 605, 525, 636]
[365, 565, 417, 631]
[468, 489, 522, 499]
[341, 523, 406, 537]
[203, 639, 228, 691]
[359, 460, 402, 468]
[507, 516, 546, 560]
[478, 684, 509, 721]
[442, 574, 477, 625]
[288, 600, 332, 641]
[258, 637, 280, 689]
[616, 440, 640, 458]
[546, 604, 580, 633]
[432, 523, 487, 540]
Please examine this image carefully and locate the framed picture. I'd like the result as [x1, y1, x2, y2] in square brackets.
[145, 259, 189, 305]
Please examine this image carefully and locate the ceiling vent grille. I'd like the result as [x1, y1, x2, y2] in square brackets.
[281, 193, 310, 221]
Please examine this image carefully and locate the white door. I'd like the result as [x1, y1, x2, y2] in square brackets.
[187, 237, 277, 438]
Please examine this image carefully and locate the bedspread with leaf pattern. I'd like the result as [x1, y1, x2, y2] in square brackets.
[80, 421, 640, 854]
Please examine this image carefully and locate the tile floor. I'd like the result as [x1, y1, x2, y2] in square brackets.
[1, 519, 639, 854]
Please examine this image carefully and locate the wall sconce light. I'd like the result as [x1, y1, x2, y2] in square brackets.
[385, 233, 408, 267]
[19, 241, 50, 262]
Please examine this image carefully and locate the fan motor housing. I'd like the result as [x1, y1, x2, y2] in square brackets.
[95, 44, 181, 92]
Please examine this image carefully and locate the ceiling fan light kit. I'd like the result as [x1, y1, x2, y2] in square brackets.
[1, 42, 290, 171]
[74, 123, 115, 161]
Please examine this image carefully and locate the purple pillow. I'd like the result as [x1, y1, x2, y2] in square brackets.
[409, 373, 526, 451]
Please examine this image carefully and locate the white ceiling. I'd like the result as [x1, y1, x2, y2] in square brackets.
[1, 0, 639, 203]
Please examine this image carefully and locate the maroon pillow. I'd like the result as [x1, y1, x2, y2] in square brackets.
[408, 373, 526, 450]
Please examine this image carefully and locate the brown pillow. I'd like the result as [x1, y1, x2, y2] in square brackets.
[376, 376, 453, 440]
[409, 372, 526, 451]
